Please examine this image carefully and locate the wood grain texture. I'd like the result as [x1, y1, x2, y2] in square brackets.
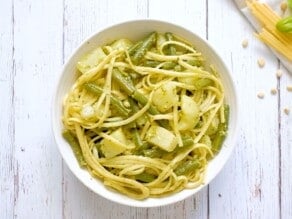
[280, 65, 292, 218]
[62, 1, 150, 218]
[0, 0, 14, 218]
[11, 0, 63, 218]
[1, 0, 291, 218]
[208, 0, 280, 218]
[148, 0, 208, 218]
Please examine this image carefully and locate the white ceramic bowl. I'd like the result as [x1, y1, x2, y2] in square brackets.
[52, 19, 238, 208]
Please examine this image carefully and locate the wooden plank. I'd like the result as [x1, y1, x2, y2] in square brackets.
[148, 0, 207, 38]
[279, 65, 292, 218]
[62, 1, 209, 218]
[12, 0, 63, 218]
[207, 0, 280, 218]
[62, 0, 150, 218]
[147, 0, 208, 218]
[0, 0, 14, 218]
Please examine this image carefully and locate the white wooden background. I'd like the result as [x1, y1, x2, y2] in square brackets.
[1, 0, 291, 218]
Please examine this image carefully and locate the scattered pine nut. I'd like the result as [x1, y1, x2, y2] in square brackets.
[276, 70, 283, 78]
[257, 58, 265, 68]
[242, 39, 248, 48]
[281, 2, 288, 12]
[287, 85, 292, 92]
[284, 108, 290, 115]
[257, 92, 265, 99]
[270, 88, 277, 95]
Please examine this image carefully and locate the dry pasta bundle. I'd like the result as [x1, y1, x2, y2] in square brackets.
[62, 32, 228, 199]
[247, 0, 292, 61]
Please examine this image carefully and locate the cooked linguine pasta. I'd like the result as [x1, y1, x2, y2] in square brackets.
[62, 32, 228, 199]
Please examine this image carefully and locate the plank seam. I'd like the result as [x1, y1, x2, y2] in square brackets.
[277, 60, 282, 219]
[11, 0, 17, 217]
[62, 0, 65, 218]
[206, 1, 210, 219]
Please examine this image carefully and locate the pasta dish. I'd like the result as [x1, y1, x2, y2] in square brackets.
[62, 32, 229, 199]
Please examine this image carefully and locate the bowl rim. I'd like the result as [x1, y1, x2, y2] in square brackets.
[52, 18, 239, 208]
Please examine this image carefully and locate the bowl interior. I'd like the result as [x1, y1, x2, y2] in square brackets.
[52, 20, 238, 207]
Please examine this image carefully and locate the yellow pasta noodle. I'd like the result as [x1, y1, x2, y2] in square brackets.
[62, 32, 228, 199]
[247, 0, 292, 61]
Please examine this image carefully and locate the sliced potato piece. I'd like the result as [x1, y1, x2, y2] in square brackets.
[146, 125, 177, 152]
[77, 47, 107, 74]
[178, 95, 199, 130]
[100, 128, 133, 158]
[152, 81, 177, 112]
[111, 39, 133, 51]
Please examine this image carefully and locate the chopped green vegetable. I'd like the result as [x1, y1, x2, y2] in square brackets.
[288, 0, 292, 9]
[212, 105, 229, 154]
[132, 127, 143, 148]
[162, 61, 177, 70]
[135, 172, 156, 183]
[276, 16, 292, 33]
[112, 69, 159, 114]
[84, 82, 130, 117]
[194, 78, 213, 89]
[165, 32, 176, 55]
[143, 148, 163, 158]
[112, 69, 136, 95]
[181, 136, 194, 147]
[201, 135, 212, 147]
[128, 41, 143, 56]
[187, 59, 202, 67]
[174, 159, 200, 176]
[130, 32, 157, 65]
[144, 60, 161, 67]
[62, 130, 86, 167]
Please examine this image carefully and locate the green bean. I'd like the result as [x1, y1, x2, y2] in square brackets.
[181, 136, 194, 147]
[132, 127, 143, 148]
[187, 59, 202, 67]
[132, 91, 160, 115]
[112, 68, 168, 128]
[62, 130, 86, 167]
[128, 97, 140, 113]
[144, 60, 161, 67]
[134, 142, 150, 155]
[174, 159, 200, 176]
[135, 172, 156, 183]
[212, 105, 229, 153]
[168, 136, 193, 155]
[112, 68, 160, 115]
[162, 61, 176, 70]
[193, 78, 213, 89]
[84, 82, 130, 117]
[128, 41, 143, 56]
[165, 32, 176, 55]
[143, 148, 164, 158]
[132, 91, 169, 128]
[212, 130, 226, 154]
[131, 32, 157, 65]
[224, 104, 230, 127]
[128, 97, 147, 126]
[112, 69, 135, 95]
